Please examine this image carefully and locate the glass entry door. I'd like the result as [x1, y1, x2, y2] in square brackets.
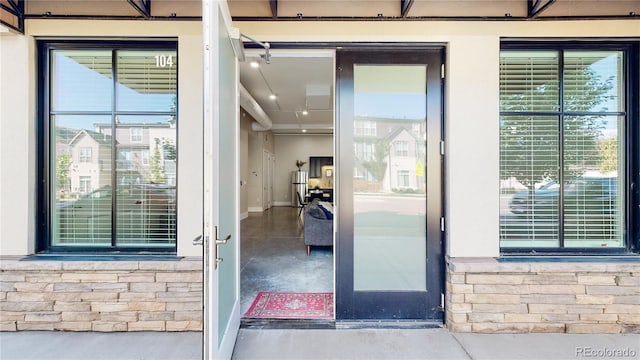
[336, 48, 443, 320]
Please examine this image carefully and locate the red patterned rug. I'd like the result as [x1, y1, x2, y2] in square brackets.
[244, 292, 334, 319]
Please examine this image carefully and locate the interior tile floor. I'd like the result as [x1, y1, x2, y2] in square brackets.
[240, 206, 333, 316]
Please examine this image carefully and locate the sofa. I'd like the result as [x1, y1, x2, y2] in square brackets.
[303, 199, 333, 256]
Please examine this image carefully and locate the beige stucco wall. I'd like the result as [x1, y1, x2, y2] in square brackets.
[0, 20, 203, 257]
[234, 20, 639, 258]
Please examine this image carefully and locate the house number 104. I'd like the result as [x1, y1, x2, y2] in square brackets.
[154, 54, 174, 68]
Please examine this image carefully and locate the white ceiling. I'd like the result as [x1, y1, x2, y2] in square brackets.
[239, 49, 335, 134]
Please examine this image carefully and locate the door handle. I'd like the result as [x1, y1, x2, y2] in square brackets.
[214, 226, 231, 270]
[192, 235, 203, 246]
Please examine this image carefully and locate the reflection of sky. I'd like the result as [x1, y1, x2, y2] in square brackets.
[53, 53, 175, 129]
[355, 93, 425, 119]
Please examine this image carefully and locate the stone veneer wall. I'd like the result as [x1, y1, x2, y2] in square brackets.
[0, 257, 202, 332]
[446, 258, 640, 333]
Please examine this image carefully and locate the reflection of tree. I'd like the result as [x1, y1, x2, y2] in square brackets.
[362, 139, 390, 183]
[500, 65, 613, 193]
[161, 139, 176, 160]
[150, 138, 166, 183]
[599, 138, 617, 173]
[56, 154, 71, 191]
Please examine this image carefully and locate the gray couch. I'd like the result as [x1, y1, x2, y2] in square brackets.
[303, 199, 333, 256]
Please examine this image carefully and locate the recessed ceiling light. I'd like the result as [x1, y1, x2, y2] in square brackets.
[302, 110, 309, 116]
[250, 61, 259, 68]
[269, 94, 277, 100]
[302, 129, 307, 133]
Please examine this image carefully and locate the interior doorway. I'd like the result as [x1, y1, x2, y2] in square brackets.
[238, 49, 336, 321]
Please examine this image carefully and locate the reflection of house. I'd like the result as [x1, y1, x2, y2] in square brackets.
[353, 116, 426, 192]
[67, 129, 112, 194]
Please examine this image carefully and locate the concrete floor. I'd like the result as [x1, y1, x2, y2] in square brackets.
[240, 207, 333, 315]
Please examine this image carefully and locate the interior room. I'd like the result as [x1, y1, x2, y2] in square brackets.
[237, 49, 335, 318]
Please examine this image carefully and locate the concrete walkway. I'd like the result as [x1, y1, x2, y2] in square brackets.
[1, 329, 639, 360]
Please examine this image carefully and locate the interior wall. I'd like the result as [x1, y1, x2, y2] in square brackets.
[235, 20, 639, 258]
[0, 19, 203, 257]
[245, 109, 275, 212]
[240, 113, 250, 219]
[273, 134, 333, 206]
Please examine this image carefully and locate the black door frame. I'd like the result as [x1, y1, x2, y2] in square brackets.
[335, 47, 445, 321]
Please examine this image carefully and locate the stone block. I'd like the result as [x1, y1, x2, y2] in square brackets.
[118, 292, 156, 301]
[24, 312, 61, 322]
[0, 321, 16, 331]
[465, 294, 520, 304]
[618, 315, 640, 324]
[520, 294, 575, 304]
[17, 322, 55, 331]
[504, 313, 542, 323]
[80, 292, 119, 301]
[54, 321, 93, 331]
[473, 304, 528, 313]
[566, 323, 622, 333]
[130, 282, 166, 292]
[0, 282, 15, 292]
[604, 304, 640, 314]
[175, 259, 203, 271]
[99, 311, 138, 322]
[128, 302, 166, 311]
[53, 283, 93, 292]
[13, 282, 53, 292]
[0, 311, 25, 321]
[0, 273, 25, 282]
[467, 313, 504, 323]
[117, 273, 156, 283]
[61, 273, 118, 282]
[567, 305, 605, 314]
[579, 313, 619, 322]
[473, 284, 523, 294]
[449, 274, 466, 284]
[529, 263, 607, 273]
[128, 320, 165, 331]
[25, 274, 62, 283]
[448, 303, 472, 313]
[587, 285, 640, 295]
[613, 296, 640, 304]
[167, 283, 190, 293]
[529, 323, 566, 333]
[44, 292, 82, 302]
[166, 302, 202, 311]
[449, 284, 473, 294]
[622, 325, 640, 333]
[7, 292, 47, 302]
[541, 314, 579, 322]
[138, 262, 177, 271]
[54, 302, 91, 312]
[62, 262, 138, 271]
[616, 276, 640, 286]
[61, 312, 100, 321]
[528, 285, 585, 295]
[472, 323, 530, 333]
[86, 283, 129, 292]
[448, 323, 472, 332]
[174, 311, 202, 321]
[524, 274, 578, 285]
[577, 275, 616, 285]
[528, 304, 568, 314]
[1, 261, 62, 271]
[166, 320, 202, 331]
[0, 301, 53, 312]
[156, 291, 201, 302]
[156, 272, 201, 283]
[466, 274, 525, 285]
[138, 311, 174, 321]
[92, 321, 128, 332]
[575, 295, 615, 305]
[91, 302, 129, 312]
[448, 294, 465, 303]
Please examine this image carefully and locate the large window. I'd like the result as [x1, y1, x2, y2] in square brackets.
[41, 41, 178, 251]
[499, 43, 636, 252]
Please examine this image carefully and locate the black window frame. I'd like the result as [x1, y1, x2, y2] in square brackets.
[36, 39, 179, 254]
[499, 40, 639, 255]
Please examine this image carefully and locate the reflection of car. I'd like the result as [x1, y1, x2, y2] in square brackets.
[56, 184, 176, 242]
[509, 177, 617, 217]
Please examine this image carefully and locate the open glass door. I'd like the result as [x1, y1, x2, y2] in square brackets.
[200, 1, 240, 358]
[336, 48, 444, 320]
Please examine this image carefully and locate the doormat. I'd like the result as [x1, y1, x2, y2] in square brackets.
[243, 292, 334, 319]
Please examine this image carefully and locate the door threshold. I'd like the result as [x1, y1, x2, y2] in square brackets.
[240, 318, 336, 329]
[336, 320, 443, 329]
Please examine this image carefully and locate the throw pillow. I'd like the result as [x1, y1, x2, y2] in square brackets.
[317, 203, 333, 220]
[307, 204, 327, 219]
